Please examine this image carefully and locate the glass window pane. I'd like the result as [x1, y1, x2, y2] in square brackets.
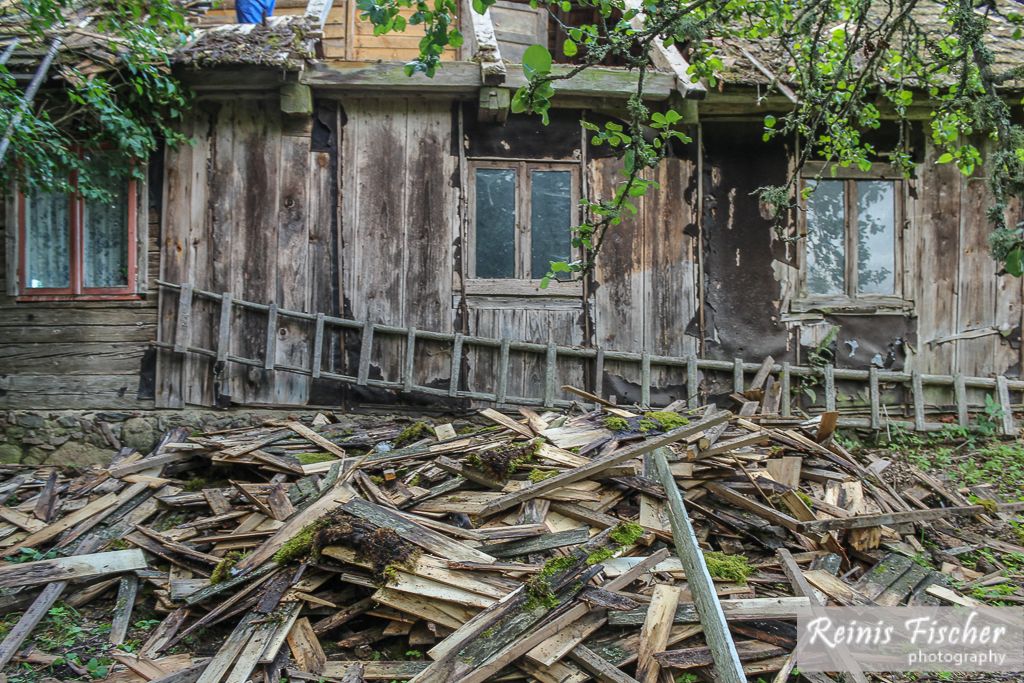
[530, 170, 572, 279]
[474, 168, 517, 278]
[83, 168, 130, 288]
[856, 180, 896, 295]
[805, 179, 846, 296]
[24, 190, 71, 289]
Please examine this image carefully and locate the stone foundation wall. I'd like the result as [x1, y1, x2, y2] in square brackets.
[0, 409, 377, 467]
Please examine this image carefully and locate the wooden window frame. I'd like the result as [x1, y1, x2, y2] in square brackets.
[15, 166, 139, 302]
[794, 162, 909, 313]
[465, 159, 582, 297]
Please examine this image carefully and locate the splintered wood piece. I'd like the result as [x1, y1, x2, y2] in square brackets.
[286, 422, 347, 460]
[109, 574, 140, 646]
[635, 584, 680, 683]
[4, 491, 118, 555]
[570, 644, 640, 683]
[655, 640, 787, 669]
[0, 548, 146, 589]
[651, 448, 745, 683]
[287, 617, 326, 674]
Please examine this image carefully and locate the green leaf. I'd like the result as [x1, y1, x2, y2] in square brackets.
[563, 39, 577, 57]
[1005, 248, 1024, 277]
[937, 152, 954, 164]
[539, 275, 552, 289]
[522, 44, 552, 78]
[764, 114, 777, 128]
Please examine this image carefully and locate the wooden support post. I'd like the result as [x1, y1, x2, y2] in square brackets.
[823, 364, 836, 412]
[403, 327, 417, 393]
[496, 338, 510, 404]
[868, 366, 880, 430]
[732, 358, 744, 394]
[594, 346, 606, 404]
[477, 87, 510, 123]
[640, 352, 651, 408]
[173, 283, 193, 353]
[311, 313, 324, 379]
[780, 362, 791, 417]
[216, 292, 233, 365]
[304, 0, 335, 27]
[912, 370, 925, 431]
[449, 333, 464, 398]
[996, 375, 1015, 436]
[543, 341, 558, 407]
[264, 303, 278, 371]
[954, 373, 968, 427]
[651, 448, 745, 683]
[687, 354, 699, 409]
[357, 322, 374, 386]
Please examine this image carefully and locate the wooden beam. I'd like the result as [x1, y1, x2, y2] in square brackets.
[652, 447, 745, 683]
[623, 0, 706, 99]
[0, 549, 146, 590]
[471, 6, 505, 84]
[304, 0, 334, 27]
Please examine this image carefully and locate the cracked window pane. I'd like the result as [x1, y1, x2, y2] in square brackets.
[530, 170, 572, 279]
[474, 168, 517, 278]
[856, 180, 895, 295]
[24, 190, 70, 289]
[805, 179, 846, 295]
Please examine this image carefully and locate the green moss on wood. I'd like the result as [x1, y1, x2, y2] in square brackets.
[643, 411, 690, 430]
[609, 522, 645, 547]
[294, 451, 336, 465]
[703, 551, 753, 583]
[603, 416, 629, 432]
[210, 551, 246, 584]
[528, 468, 558, 483]
[394, 421, 433, 448]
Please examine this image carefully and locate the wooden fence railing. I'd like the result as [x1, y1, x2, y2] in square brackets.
[155, 281, 1021, 435]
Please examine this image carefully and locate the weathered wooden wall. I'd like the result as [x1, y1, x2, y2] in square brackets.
[0, 177, 159, 409]
[156, 98, 338, 408]
[591, 152, 700, 404]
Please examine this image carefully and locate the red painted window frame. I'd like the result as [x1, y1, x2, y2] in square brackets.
[17, 165, 139, 302]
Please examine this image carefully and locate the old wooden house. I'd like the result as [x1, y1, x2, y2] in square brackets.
[2, 0, 1023, 428]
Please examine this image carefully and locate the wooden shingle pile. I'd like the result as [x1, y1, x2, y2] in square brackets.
[1, 394, 1022, 683]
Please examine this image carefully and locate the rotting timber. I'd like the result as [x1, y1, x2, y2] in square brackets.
[0, 394, 1021, 682]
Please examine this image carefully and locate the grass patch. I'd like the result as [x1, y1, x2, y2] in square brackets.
[703, 551, 753, 583]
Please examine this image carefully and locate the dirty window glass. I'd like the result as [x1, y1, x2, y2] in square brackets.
[475, 168, 517, 278]
[805, 179, 846, 296]
[530, 170, 572, 279]
[83, 161, 130, 288]
[856, 180, 895, 295]
[24, 190, 71, 289]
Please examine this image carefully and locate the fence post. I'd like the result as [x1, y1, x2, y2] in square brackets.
[357, 322, 374, 386]
[687, 354, 699, 409]
[868, 366, 880, 430]
[594, 346, 605, 404]
[215, 292, 233, 367]
[496, 338, 510, 404]
[732, 358, 744, 394]
[311, 313, 324, 379]
[402, 327, 417, 393]
[823, 363, 836, 412]
[543, 341, 558, 407]
[953, 373, 968, 427]
[640, 352, 651, 408]
[263, 303, 278, 371]
[996, 375, 1015, 436]
[912, 370, 925, 431]
[449, 333, 464, 398]
[173, 283, 193, 354]
[780, 362, 791, 417]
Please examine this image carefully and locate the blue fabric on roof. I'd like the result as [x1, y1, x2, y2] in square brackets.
[236, 0, 276, 23]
